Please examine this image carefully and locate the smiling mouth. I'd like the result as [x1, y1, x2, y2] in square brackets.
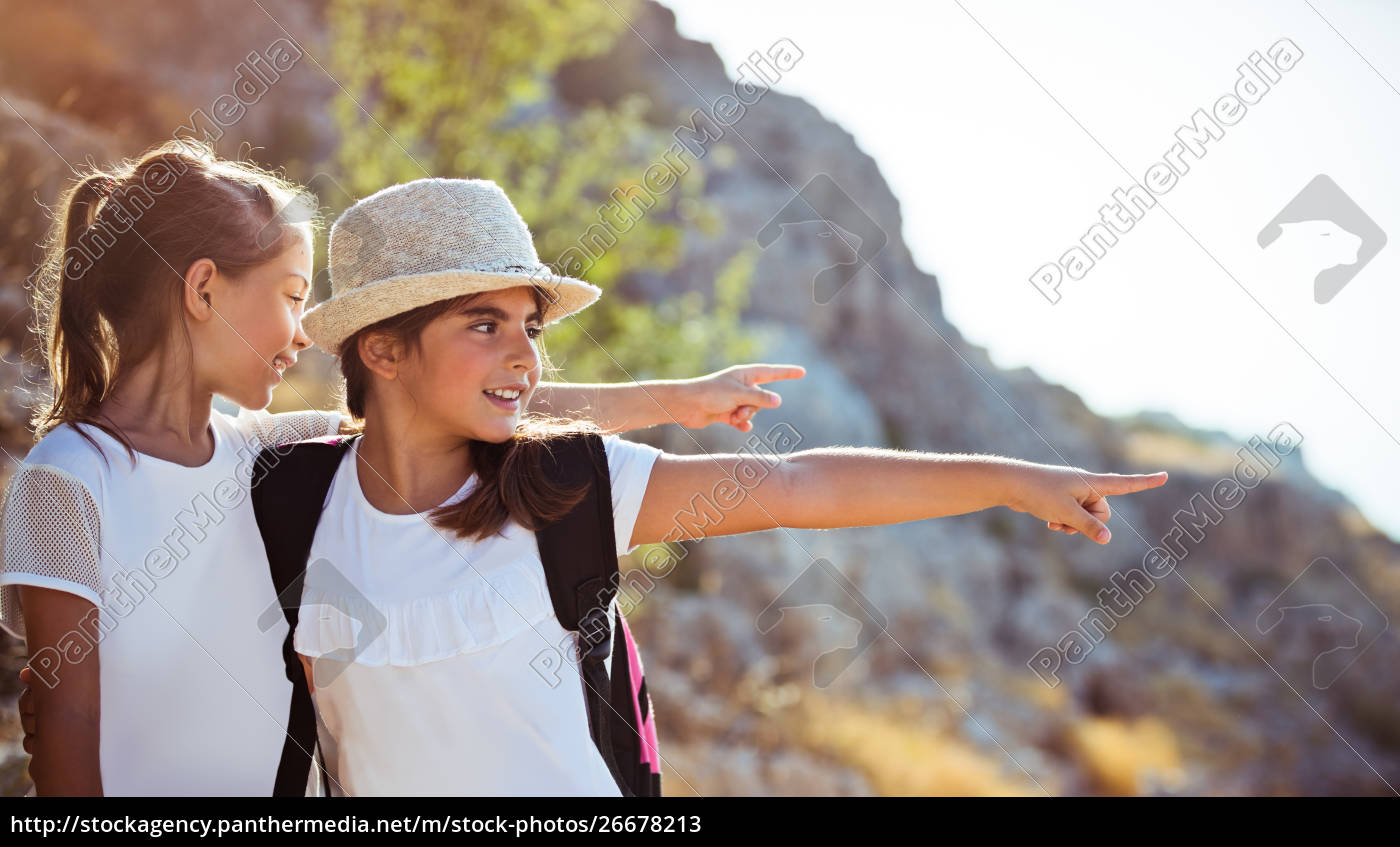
[483, 389, 522, 411]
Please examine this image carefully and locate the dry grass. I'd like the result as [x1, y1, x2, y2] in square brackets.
[787, 696, 1041, 796]
[1064, 715, 1185, 795]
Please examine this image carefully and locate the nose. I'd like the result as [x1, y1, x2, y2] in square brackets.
[291, 318, 312, 352]
[508, 323, 541, 376]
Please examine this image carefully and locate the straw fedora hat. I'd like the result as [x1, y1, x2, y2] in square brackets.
[301, 177, 601, 353]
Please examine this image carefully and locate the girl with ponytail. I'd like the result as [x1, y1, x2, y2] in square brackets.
[1, 140, 803, 795]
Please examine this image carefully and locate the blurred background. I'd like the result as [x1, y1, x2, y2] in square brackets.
[1, 0, 1397, 795]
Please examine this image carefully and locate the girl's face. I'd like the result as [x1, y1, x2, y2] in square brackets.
[198, 229, 314, 410]
[396, 286, 544, 443]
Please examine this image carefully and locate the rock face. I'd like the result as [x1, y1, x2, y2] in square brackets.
[1, 0, 1397, 796]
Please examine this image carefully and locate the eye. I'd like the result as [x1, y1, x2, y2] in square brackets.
[289, 295, 306, 304]
[472, 322, 544, 339]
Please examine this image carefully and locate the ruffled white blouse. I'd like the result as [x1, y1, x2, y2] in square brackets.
[295, 434, 663, 796]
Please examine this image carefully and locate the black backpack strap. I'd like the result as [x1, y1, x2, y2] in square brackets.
[250, 435, 359, 797]
[534, 431, 638, 797]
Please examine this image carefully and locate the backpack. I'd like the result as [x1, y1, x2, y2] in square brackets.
[248, 430, 663, 797]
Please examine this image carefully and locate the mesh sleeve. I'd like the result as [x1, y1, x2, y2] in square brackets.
[0, 464, 104, 640]
[235, 408, 342, 451]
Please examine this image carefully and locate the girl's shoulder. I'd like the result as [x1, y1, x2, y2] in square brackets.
[0, 425, 110, 641]
[12, 422, 117, 495]
[599, 432, 664, 488]
[597, 433, 664, 558]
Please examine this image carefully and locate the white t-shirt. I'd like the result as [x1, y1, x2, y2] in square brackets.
[0, 407, 341, 796]
[296, 433, 663, 797]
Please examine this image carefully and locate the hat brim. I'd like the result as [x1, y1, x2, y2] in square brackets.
[301, 269, 602, 354]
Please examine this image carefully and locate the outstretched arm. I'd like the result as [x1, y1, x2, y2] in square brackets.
[628, 447, 1167, 549]
[529, 364, 806, 434]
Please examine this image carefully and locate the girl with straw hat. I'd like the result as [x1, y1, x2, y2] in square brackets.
[286, 177, 1168, 796]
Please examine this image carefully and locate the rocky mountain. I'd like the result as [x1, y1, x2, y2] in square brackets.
[1, 0, 1396, 796]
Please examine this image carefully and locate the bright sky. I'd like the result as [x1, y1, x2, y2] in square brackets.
[661, 0, 1400, 541]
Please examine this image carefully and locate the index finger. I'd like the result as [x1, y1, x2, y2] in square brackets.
[738, 364, 806, 385]
[1089, 471, 1169, 496]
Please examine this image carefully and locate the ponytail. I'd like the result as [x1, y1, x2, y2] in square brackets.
[34, 172, 125, 458]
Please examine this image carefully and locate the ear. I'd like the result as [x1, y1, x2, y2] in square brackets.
[182, 258, 218, 323]
[357, 331, 404, 382]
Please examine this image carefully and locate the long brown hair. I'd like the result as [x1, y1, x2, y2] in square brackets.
[337, 289, 600, 542]
[30, 139, 311, 460]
